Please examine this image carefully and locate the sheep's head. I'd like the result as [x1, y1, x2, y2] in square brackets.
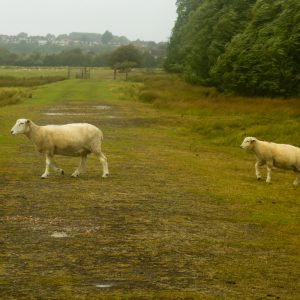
[11, 119, 31, 135]
[240, 137, 256, 150]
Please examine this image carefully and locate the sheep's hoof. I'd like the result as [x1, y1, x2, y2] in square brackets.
[60, 170, 64, 175]
[41, 175, 48, 179]
[71, 174, 79, 178]
[102, 173, 109, 178]
[257, 177, 261, 181]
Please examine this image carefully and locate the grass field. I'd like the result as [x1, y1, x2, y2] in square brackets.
[0, 67, 68, 107]
[0, 68, 299, 299]
[0, 66, 69, 78]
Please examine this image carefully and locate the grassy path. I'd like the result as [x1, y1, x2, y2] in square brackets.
[0, 74, 299, 299]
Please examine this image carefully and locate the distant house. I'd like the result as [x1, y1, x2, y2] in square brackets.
[38, 40, 48, 46]
[53, 37, 70, 47]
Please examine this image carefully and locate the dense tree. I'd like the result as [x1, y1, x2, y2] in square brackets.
[0, 48, 17, 65]
[109, 44, 142, 66]
[165, 0, 300, 96]
[101, 31, 114, 44]
[109, 45, 142, 79]
[211, 0, 300, 96]
[0, 45, 163, 68]
[164, 0, 204, 72]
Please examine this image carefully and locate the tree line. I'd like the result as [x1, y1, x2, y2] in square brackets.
[165, 0, 300, 97]
[0, 44, 166, 68]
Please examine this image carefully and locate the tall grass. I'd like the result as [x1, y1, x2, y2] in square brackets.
[0, 88, 32, 106]
[127, 71, 300, 147]
[0, 75, 66, 87]
[0, 68, 67, 107]
[0, 66, 68, 78]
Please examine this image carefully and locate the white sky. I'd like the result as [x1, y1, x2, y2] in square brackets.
[0, 0, 177, 42]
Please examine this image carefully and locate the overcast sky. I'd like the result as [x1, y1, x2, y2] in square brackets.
[0, 0, 177, 42]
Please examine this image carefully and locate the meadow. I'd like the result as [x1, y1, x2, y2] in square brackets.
[0, 68, 299, 299]
[0, 67, 68, 107]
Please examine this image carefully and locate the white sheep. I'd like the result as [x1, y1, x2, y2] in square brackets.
[11, 119, 109, 179]
[240, 137, 300, 185]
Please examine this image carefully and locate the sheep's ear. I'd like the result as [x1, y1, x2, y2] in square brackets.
[250, 137, 256, 143]
[26, 119, 30, 124]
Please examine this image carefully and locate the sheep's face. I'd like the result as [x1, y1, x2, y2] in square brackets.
[240, 137, 256, 150]
[11, 119, 30, 135]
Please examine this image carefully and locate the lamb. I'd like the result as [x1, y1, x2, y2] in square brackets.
[240, 137, 300, 185]
[11, 119, 109, 179]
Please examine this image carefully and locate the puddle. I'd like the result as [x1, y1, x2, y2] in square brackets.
[42, 112, 97, 116]
[43, 112, 90, 116]
[42, 105, 112, 116]
[51, 231, 68, 238]
[46, 105, 111, 111]
[42, 112, 118, 118]
[95, 283, 114, 288]
[93, 105, 111, 110]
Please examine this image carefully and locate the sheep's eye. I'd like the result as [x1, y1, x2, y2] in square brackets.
[19, 123, 23, 126]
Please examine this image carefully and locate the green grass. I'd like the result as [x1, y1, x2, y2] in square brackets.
[0, 75, 66, 87]
[0, 68, 299, 299]
[128, 71, 300, 147]
[0, 67, 69, 107]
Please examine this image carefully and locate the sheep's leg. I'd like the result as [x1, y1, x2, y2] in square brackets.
[41, 154, 51, 179]
[94, 151, 109, 178]
[266, 161, 273, 183]
[49, 157, 64, 175]
[255, 160, 265, 180]
[71, 154, 87, 178]
[293, 171, 300, 186]
[41, 154, 64, 178]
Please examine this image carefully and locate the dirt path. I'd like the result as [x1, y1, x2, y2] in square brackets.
[0, 93, 297, 299]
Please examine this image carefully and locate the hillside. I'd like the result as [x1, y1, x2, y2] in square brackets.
[0, 31, 167, 68]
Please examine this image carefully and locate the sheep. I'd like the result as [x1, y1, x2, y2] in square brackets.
[10, 118, 109, 179]
[240, 137, 300, 185]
